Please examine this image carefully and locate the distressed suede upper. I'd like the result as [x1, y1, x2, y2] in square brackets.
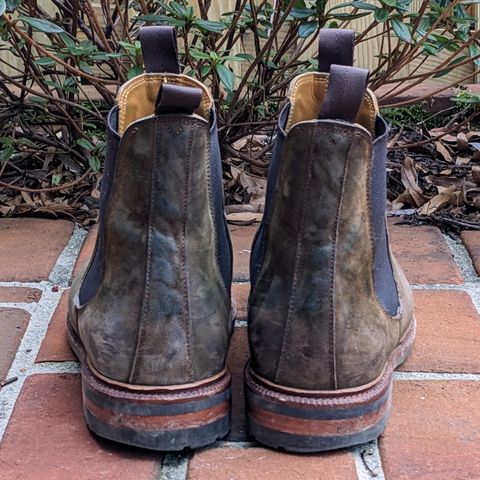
[248, 117, 414, 391]
[70, 112, 232, 386]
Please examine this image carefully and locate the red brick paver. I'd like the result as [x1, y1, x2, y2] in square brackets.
[0, 287, 41, 303]
[400, 290, 480, 373]
[188, 447, 357, 480]
[0, 218, 478, 480]
[72, 224, 98, 278]
[380, 381, 480, 479]
[389, 221, 463, 284]
[0, 308, 30, 381]
[36, 290, 75, 362]
[0, 219, 73, 282]
[230, 225, 256, 281]
[0, 375, 161, 480]
[460, 230, 480, 276]
[232, 283, 249, 321]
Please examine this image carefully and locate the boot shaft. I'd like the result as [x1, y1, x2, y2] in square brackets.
[249, 31, 412, 391]
[71, 27, 232, 386]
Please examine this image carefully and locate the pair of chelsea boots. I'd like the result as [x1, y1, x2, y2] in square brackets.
[68, 26, 416, 453]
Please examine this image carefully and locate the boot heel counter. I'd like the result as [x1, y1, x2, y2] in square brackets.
[128, 115, 232, 386]
[78, 116, 231, 387]
[249, 121, 402, 391]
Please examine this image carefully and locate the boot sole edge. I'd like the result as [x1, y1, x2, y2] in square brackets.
[245, 317, 416, 452]
[67, 319, 231, 451]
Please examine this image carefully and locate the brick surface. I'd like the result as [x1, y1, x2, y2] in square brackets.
[380, 381, 480, 479]
[460, 230, 480, 276]
[0, 218, 73, 282]
[389, 221, 463, 284]
[0, 374, 160, 480]
[226, 328, 249, 441]
[188, 447, 357, 480]
[400, 290, 480, 373]
[0, 308, 30, 381]
[0, 287, 41, 303]
[72, 224, 98, 279]
[232, 283, 250, 321]
[230, 225, 256, 281]
[36, 290, 75, 363]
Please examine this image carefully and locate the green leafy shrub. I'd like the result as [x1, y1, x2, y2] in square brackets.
[0, 0, 478, 220]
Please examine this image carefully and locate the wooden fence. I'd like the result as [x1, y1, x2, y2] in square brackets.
[202, 0, 479, 85]
[1, 0, 478, 85]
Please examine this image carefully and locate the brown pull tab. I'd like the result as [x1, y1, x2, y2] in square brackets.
[318, 65, 369, 123]
[139, 26, 180, 74]
[155, 84, 202, 115]
[318, 29, 355, 73]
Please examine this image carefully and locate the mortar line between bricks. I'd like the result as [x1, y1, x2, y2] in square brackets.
[443, 234, 479, 282]
[30, 361, 80, 375]
[0, 288, 63, 442]
[215, 441, 256, 448]
[159, 453, 190, 480]
[411, 283, 476, 289]
[353, 440, 385, 480]
[49, 226, 87, 287]
[442, 235, 480, 314]
[0, 227, 86, 443]
[394, 371, 480, 381]
[0, 280, 50, 288]
[0, 301, 45, 314]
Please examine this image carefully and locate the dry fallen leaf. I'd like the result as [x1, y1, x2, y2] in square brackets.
[466, 131, 480, 141]
[456, 156, 470, 166]
[226, 212, 263, 225]
[399, 157, 428, 207]
[439, 134, 458, 143]
[472, 166, 480, 186]
[434, 141, 453, 162]
[417, 186, 456, 216]
[457, 132, 469, 152]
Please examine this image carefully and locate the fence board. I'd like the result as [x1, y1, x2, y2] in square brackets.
[0, 1, 477, 87]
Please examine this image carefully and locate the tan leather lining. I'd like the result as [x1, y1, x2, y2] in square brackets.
[286, 72, 378, 133]
[117, 73, 213, 135]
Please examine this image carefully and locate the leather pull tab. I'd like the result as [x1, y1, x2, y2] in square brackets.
[155, 84, 202, 115]
[139, 26, 180, 74]
[319, 65, 369, 123]
[318, 29, 355, 73]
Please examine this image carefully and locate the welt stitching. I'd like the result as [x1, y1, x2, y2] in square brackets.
[182, 126, 195, 381]
[129, 120, 157, 382]
[329, 134, 354, 390]
[274, 126, 316, 383]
